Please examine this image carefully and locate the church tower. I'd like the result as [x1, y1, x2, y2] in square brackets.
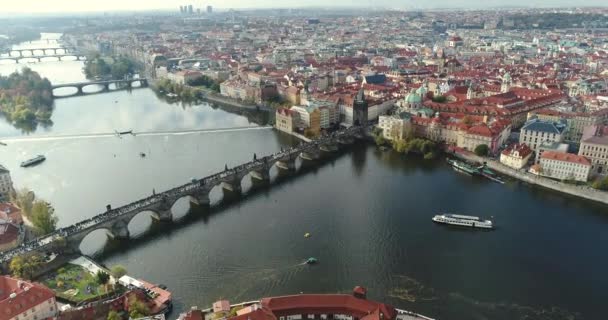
[353, 88, 368, 126]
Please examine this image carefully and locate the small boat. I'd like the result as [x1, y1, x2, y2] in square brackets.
[0, 141, 6, 146]
[432, 213, 493, 229]
[139, 152, 146, 158]
[21, 155, 46, 167]
[119, 130, 133, 135]
[166, 93, 178, 98]
[306, 257, 318, 265]
[304, 232, 311, 238]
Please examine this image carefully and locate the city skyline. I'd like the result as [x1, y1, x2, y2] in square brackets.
[2, 0, 608, 14]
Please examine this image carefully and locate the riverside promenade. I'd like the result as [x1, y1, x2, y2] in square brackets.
[449, 146, 608, 206]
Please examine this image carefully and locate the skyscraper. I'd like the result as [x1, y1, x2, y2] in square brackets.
[207, 5, 213, 14]
[188, 5, 193, 14]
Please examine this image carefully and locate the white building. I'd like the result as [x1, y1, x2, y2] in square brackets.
[378, 113, 412, 141]
[500, 143, 533, 169]
[0, 165, 13, 201]
[519, 118, 567, 151]
[537, 151, 591, 182]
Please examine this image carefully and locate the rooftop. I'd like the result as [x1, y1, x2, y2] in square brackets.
[541, 151, 591, 166]
[0, 276, 55, 319]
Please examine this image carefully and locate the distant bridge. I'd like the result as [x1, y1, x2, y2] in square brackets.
[1, 46, 77, 57]
[52, 78, 149, 98]
[0, 127, 364, 263]
[0, 53, 86, 64]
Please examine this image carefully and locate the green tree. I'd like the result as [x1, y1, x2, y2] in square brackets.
[96, 270, 110, 286]
[107, 310, 121, 320]
[12, 188, 34, 217]
[30, 200, 58, 235]
[474, 144, 490, 157]
[128, 293, 149, 318]
[10, 253, 44, 280]
[591, 176, 608, 190]
[110, 265, 128, 278]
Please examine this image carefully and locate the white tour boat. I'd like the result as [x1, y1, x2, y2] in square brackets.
[432, 213, 494, 229]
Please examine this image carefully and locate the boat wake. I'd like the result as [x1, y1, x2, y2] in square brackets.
[1, 126, 272, 143]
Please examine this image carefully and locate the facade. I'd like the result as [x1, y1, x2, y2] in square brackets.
[275, 108, 295, 133]
[0, 276, 57, 320]
[578, 125, 608, 176]
[537, 151, 591, 182]
[519, 117, 567, 151]
[500, 143, 533, 169]
[0, 164, 13, 201]
[290, 106, 321, 136]
[167, 70, 202, 85]
[378, 113, 412, 141]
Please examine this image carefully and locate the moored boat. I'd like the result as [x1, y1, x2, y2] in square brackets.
[20, 155, 46, 167]
[432, 213, 493, 229]
[447, 159, 479, 175]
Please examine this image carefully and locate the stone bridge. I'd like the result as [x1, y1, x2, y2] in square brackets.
[2, 46, 76, 57]
[0, 127, 364, 263]
[0, 53, 85, 64]
[52, 78, 149, 98]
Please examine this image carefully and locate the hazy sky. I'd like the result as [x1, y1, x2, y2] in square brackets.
[2, 0, 607, 13]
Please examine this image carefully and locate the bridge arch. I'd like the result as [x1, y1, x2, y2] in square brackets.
[52, 86, 79, 97]
[78, 227, 116, 256]
[127, 210, 161, 238]
[81, 83, 107, 94]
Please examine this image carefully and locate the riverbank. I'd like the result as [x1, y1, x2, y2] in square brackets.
[449, 146, 608, 206]
[198, 89, 272, 112]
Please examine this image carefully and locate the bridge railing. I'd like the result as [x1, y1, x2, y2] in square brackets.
[0, 127, 361, 263]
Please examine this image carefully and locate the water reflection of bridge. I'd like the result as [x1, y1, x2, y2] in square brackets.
[52, 78, 149, 98]
[0, 127, 364, 265]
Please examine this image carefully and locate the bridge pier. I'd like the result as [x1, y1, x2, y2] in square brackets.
[111, 220, 130, 240]
[250, 166, 271, 182]
[222, 179, 242, 193]
[300, 148, 321, 161]
[77, 86, 83, 95]
[190, 192, 210, 206]
[276, 158, 297, 171]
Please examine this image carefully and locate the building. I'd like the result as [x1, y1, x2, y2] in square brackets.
[0, 203, 24, 252]
[579, 125, 608, 176]
[535, 141, 569, 164]
[167, 70, 202, 85]
[207, 5, 213, 13]
[378, 113, 412, 141]
[0, 276, 57, 320]
[213, 300, 231, 313]
[290, 105, 321, 136]
[519, 117, 567, 151]
[0, 164, 13, 201]
[352, 89, 368, 126]
[275, 108, 295, 133]
[537, 151, 591, 182]
[500, 143, 533, 169]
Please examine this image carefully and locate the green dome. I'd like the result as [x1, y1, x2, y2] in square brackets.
[405, 92, 422, 104]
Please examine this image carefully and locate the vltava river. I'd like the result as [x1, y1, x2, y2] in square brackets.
[1, 34, 606, 320]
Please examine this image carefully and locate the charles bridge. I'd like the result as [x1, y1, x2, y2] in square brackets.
[0, 126, 364, 265]
[2, 46, 77, 57]
[51, 78, 149, 98]
[0, 53, 86, 64]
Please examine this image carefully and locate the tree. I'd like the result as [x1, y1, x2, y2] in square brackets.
[96, 270, 110, 286]
[432, 95, 447, 103]
[592, 176, 608, 190]
[110, 265, 128, 278]
[107, 310, 121, 320]
[127, 293, 149, 318]
[12, 188, 34, 217]
[474, 144, 490, 157]
[30, 200, 58, 235]
[10, 253, 44, 280]
[462, 115, 474, 126]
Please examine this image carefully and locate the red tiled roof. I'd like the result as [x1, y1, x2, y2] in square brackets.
[0, 276, 55, 319]
[502, 143, 533, 158]
[261, 294, 397, 320]
[0, 203, 23, 225]
[0, 223, 19, 245]
[541, 151, 591, 166]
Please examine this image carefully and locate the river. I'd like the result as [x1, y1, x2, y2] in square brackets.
[0, 34, 607, 320]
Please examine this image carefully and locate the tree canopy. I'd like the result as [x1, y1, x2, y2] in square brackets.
[30, 200, 58, 235]
[474, 144, 490, 157]
[0, 67, 54, 132]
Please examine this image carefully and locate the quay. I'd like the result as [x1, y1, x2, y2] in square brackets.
[449, 146, 608, 206]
